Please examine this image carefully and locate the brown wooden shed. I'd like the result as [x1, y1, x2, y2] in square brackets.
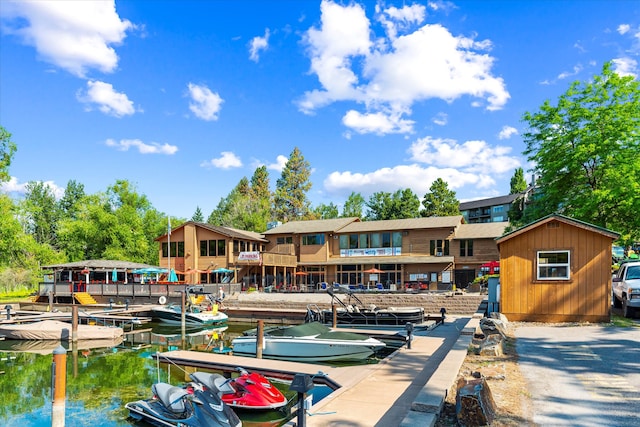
[496, 214, 619, 323]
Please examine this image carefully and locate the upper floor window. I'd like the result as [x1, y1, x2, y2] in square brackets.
[200, 239, 226, 256]
[430, 240, 450, 256]
[537, 250, 570, 280]
[162, 241, 184, 257]
[460, 239, 473, 257]
[276, 236, 293, 244]
[339, 232, 400, 249]
[493, 216, 504, 222]
[493, 205, 504, 213]
[302, 233, 326, 245]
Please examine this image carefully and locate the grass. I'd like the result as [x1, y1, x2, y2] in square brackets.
[610, 314, 640, 327]
[0, 289, 34, 303]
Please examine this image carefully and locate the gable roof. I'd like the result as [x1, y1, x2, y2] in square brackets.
[454, 222, 509, 239]
[339, 216, 463, 233]
[156, 221, 268, 242]
[262, 217, 360, 235]
[496, 214, 620, 244]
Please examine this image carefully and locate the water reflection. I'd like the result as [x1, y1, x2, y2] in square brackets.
[0, 323, 308, 427]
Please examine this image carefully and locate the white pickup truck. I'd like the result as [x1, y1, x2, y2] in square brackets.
[612, 260, 640, 318]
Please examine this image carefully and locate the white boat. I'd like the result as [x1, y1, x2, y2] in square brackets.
[0, 320, 123, 340]
[231, 322, 386, 362]
[150, 303, 228, 326]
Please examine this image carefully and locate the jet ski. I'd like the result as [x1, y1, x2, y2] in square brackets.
[125, 380, 242, 427]
[191, 368, 288, 410]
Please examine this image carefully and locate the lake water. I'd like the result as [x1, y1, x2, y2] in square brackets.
[0, 322, 371, 426]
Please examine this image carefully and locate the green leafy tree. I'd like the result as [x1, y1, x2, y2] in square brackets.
[20, 181, 61, 248]
[521, 62, 640, 242]
[341, 192, 365, 218]
[57, 180, 164, 263]
[312, 202, 339, 219]
[59, 180, 86, 220]
[0, 125, 17, 183]
[510, 167, 527, 194]
[273, 147, 312, 222]
[421, 178, 459, 217]
[366, 189, 420, 220]
[191, 206, 204, 222]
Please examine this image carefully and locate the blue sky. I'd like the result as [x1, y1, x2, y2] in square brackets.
[1, 0, 638, 220]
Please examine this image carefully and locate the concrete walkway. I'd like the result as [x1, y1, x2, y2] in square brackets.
[158, 315, 481, 427]
[306, 315, 478, 427]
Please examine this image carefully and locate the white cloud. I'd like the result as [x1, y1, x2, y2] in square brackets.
[323, 163, 490, 200]
[105, 138, 178, 155]
[267, 155, 288, 172]
[557, 64, 583, 80]
[408, 136, 520, 174]
[376, 4, 425, 40]
[617, 24, 631, 35]
[0, 0, 133, 77]
[0, 177, 64, 198]
[342, 110, 414, 135]
[0, 176, 28, 194]
[612, 57, 638, 78]
[498, 125, 518, 140]
[77, 80, 136, 117]
[187, 83, 224, 121]
[298, 0, 509, 135]
[432, 112, 448, 126]
[201, 152, 242, 169]
[249, 28, 270, 62]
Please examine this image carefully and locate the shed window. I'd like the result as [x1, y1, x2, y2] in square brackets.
[537, 250, 570, 280]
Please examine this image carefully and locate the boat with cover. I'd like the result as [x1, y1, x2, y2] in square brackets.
[151, 287, 228, 326]
[0, 320, 124, 340]
[305, 289, 425, 328]
[191, 368, 288, 411]
[231, 321, 385, 362]
[125, 379, 242, 427]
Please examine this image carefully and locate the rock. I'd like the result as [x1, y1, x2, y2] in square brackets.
[478, 334, 504, 356]
[455, 377, 497, 427]
[479, 317, 508, 339]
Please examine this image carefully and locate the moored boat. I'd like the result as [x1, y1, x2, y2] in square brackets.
[306, 289, 425, 328]
[150, 303, 228, 326]
[0, 319, 124, 340]
[231, 321, 385, 362]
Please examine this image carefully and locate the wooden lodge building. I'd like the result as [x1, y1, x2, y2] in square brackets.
[158, 216, 508, 291]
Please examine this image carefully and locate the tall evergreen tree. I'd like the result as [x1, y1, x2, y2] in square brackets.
[273, 147, 312, 222]
[509, 167, 527, 194]
[421, 178, 459, 217]
[191, 206, 204, 222]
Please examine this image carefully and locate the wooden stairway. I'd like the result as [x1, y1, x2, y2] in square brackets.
[74, 292, 98, 305]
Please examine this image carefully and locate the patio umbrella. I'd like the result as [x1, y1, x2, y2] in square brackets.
[363, 268, 384, 273]
[111, 268, 118, 283]
[211, 267, 233, 273]
[294, 271, 308, 276]
[168, 269, 178, 283]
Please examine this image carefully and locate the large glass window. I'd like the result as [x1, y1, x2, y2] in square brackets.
[200, 241, 207, 256]
[537, 250, 570, 280]
[208, 240, 217, 256]
[358, 233, 369, 249]
[276, 236, 293, 244]
[217, 239, 226, 256]
[370, 233, 381, 248]
[349, 234, 358, 249]
[302, 234, 326, 245]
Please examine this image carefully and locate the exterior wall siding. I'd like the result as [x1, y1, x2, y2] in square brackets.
[499, 220, 612, 322]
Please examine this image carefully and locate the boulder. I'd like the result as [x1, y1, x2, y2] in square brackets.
[455, 377, 497, 427]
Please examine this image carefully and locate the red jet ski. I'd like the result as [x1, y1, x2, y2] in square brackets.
[191, 368, 288, 411]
